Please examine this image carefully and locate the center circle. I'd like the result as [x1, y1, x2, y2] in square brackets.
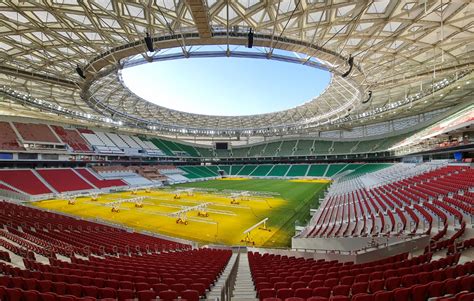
[121, 57, 331, 116]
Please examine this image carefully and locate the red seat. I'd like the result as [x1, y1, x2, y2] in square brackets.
[276, 288, 293, 300]
[351, 282, 368, 295]
[274, 282, 290, 290]
[332, 285, 350, 296]
[352, 293, 373, 301]
[291, 281, 306, 290]
[180, 289, 199, 301]
[340, 276, 354, 285]
[99, 287, 117, 299]
[458, 292, 474, 301]
[117, 289, 134, 301]
[82, 286, 98, 298]
[329, 296, 349, 301]
[309, 280, 324, 288]
[307, 297, 328, 301]
[369, 279, 385, 293]
[355, 274, 369, 283]
[313, 287, 331, 298]
[23, 290, 40, 301]
[262, 298, 282, 301]
[428, 281, 444, 298]
[135, 282, 152, 292]
[158, 290, 178, 301]
[412, 284, 429, 301]
[393, 287, 410, 300]
[66, 284, 82, 297]
[445, 278, 460, 295]
[152, 283, 169, 293]
[294, 288, 312, 299]
[170, 283, 186, 294]
[384, 277, 400, 291]
[53, 282, 67, 295]
[189, 283, 205, 297]
[460, 275, 473, 291]
[284, 298, 305, 301]
[324, 278, 339, 288]
[39, 292, 56, 301]
[373, 290, 393, 301]
[6, 288, 23, 301]
[137, 290, 157, 301]
[401, 275, 417, 287]
[259, 288, 276, 301]
[119, 281, 134, 290]
[24, 279, 37, 291]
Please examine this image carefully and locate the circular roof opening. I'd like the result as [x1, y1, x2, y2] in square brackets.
[121, 57, 331, 116]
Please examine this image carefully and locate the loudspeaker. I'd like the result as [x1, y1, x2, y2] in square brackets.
[247, 28, 254, 48]
[144, 33, 154, 52]
[75, 65, 85, 79]
[362, 90, 372, 104]
[341, 55, 354, 78]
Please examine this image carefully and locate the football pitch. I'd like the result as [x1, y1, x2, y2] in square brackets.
[31, 178, 329, 247]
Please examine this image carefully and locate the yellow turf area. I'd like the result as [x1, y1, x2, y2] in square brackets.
[289, 179, 332, 184]
[31, 189, 289, 246]
[217, 177, 250, 181]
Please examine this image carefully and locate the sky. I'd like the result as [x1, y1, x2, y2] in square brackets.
[121, 57, 331, 116]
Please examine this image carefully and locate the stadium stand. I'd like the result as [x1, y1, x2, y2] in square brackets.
[248, 251, 473, 301]
[0, 122, 23, 151]
[36, 169, 95, 193]
[302, 164, 473, 240]
[51, 125, 93, 152]
[75, 169, 127, 189]
[12, 122, 61, 144]
[0, 170, 52, 195]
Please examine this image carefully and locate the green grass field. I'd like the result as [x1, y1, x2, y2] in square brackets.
[32, 178, 328, 247]
[175, 178, 329, 246]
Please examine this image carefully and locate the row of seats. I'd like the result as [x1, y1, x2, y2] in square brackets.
[250, 251, 472, 301]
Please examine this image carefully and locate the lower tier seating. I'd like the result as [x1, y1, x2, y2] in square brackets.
[36, 169, 94, 193]
[0, 170, 52, 195]
[249, 251, 473, 301]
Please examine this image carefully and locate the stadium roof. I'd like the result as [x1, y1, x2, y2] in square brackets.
[0, 0, 473, 137]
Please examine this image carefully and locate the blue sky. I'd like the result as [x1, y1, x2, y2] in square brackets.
[121, 57, 331, 116]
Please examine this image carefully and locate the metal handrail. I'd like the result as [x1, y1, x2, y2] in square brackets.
[220, 247, 241, 301]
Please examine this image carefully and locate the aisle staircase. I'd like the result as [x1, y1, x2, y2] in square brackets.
[231, 251, 258, 301]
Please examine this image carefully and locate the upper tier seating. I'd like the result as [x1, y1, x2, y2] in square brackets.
[78, 129, 124, 154]
[36, 169, 94, 193]
[0, 170, 51, 195]
[75, 169, 127, 188]
[0, 122, 23, 150]
[51, 125, 92, 152]
[13, 122, 60, 143]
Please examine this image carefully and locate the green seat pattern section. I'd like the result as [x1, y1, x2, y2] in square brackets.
[230, 165, 245, 175]
[232, 147, 250, 157]
[313, 141, 332, 154]
[306, 165, 328, 177]
[278, 141, 297, 156]
[178, 143, 201, 157]
[332, 141, 358, 154]
[237, 165, 258, 175]
[205, 165, 220, 175]
[218, 165, 231, 175]
[293, 140, 314, 156]
[267, 164, 291, 177]
[248, 144, 266, 157]
[150, 138, 174, 156]
[325, 164, 347, 177]
[250, 165, 273, 176]
[262, 142, 281, 156]
[286, 165, 310, 177]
